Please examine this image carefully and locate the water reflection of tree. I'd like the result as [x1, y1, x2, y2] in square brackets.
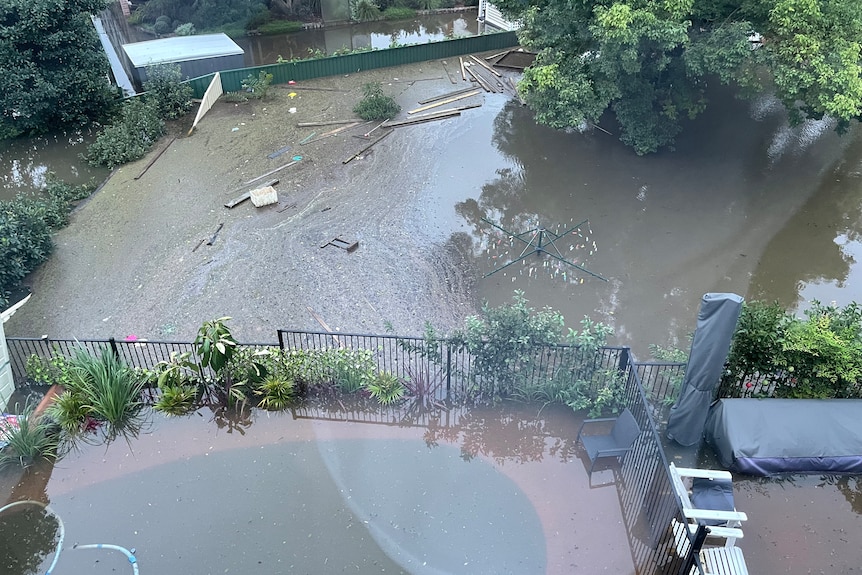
[818, 475, 862, 515]
[748, 134, 862, 307]
[0, 460, 56, 575]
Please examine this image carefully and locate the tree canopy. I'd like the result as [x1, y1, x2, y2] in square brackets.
[0, 0, 116, 138]
[493, 0, 862, 154]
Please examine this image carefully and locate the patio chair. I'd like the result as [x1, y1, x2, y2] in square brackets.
[680, 524, 750, 575]
[669, 463, 747, 549]
[576, 408, 641, 477]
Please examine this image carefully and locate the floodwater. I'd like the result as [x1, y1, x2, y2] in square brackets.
[0, 133, 109, 201]
[415, 86, 862, 357]
[0, 403, 633, 575]
[236, 13, 478, 66]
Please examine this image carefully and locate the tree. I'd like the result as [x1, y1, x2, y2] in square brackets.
[495, 0, 862, 154]
[0, 0, 117, 139]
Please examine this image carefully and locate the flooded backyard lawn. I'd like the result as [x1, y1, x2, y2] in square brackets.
[1, 403, 632, 575]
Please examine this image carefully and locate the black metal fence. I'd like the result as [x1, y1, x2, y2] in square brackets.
[618, 363, 698, 575]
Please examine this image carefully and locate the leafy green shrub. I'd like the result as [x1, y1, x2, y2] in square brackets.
[143, 64, 193, 120]
[245, 7, 272, 30]
[25, 353, 75, 387]
[0, 178, 94, 309]
[174, 22, 196, 35]
[353, 0, 381, 21]
[722, 300, 862, 399]
[154, 15, 172, 34]
[154, 384, 198, 415]
[258, 20, 303, 34]
[353, 82, 401, 120]
[382, 6, 416, 19]
[86, 99, 165, 168]
[255, 375, 295, 410]
[222, 91, 250, 103]
[0, 407, 57, 469]
[241, 71, 274, 99]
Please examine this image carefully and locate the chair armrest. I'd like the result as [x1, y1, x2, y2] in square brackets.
[675, 467, 733, 481]
[684, 508, 748, 522]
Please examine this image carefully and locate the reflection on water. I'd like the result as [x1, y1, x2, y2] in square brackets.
[0, 503, 59, 575]
[235, 13, 478, 66]
[0, 132, 109, 201]
[420, 85, 862, 356]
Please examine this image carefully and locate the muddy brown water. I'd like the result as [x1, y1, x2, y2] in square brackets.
[0, 404, 632, 575]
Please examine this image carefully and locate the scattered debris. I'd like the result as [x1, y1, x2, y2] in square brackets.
[301, 121, 368, 145]
[297, 119, 362, 127]
[134, 137, 175, 180]
[250, 185, 278, 207]
[383, 109, 462, 128]
[267, 145, 292, 159]
[277, 202, 297, 213]
[493, 49, 539, 70]
[441, 61, 457, 84]
[320, 236, 359, 252]
[306, 306, 343, 347]
[469, 54, 503, 77]
[343, 130, 393, 164]
[465, 64, 497, 93]
[459, 57, 467, 81]
[224, 178, 279, 206]
[299, 132, 317, 144]
[192, 238, 205, 252]
[417, 87, 479, 105]
[244, 158, 301, 186]
[407, 89, 481, 114]
[206, 223, 224, 246]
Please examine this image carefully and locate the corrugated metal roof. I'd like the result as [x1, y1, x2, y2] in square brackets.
[122, 33, 243, 68]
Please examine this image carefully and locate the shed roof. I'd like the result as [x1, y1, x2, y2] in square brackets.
[122, 33, 243, 68]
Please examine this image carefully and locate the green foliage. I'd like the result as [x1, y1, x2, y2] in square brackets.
[154, 15, 173, 34]
[0, 179, 95, 308]
[382, 7, 416, 20]
[451, 290, 567, 394]
[0, 407, 57, 469]
[25, 353, 76, 387]
[255, 374, 296, 410]
[0, 0, 116, 138]
[86, 99, 166, 168]
[49, 347, 147, 442]
[174, 22, 196, 35]
[194, 317, 237, 373]
[241, 71, 274, 99]
[365, 372, 406, 405]
[353, 0, 382, 22]
[144, 64, 193, 120]
[354, 83, 401, 121]
[258, 20, 304, 34]
[136, 0, 268, 32]
[496, 0, 862, 153]
[153, 384, 198, 415]
[723, 300, 862, 399]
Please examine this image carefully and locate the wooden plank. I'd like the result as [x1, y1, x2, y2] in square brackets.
[224, 178, 279, 200]
[441, 60, 457, 84]
[459, 57, 467, 81]
[466, 65, 496, 93]
[224, 192, 251, 209]
[417, 87, 479, 105]
[300, 121, 367, 145]
[244, 160, 299, 185]
[407, 90, 481, 114]
[469, 54, 503, 77]
[134, 137, 175, 180]
[343, 130, 393, 164]
[383, 110, 461, 128]
[297, 119, 362, 127]
[306, 306, 343, 347]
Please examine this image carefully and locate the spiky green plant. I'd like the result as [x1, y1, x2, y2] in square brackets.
[153, 384, 198, 416]
[255, 375, 295, 411]
[365, 372, 406, 405]
[64, 347, 147, 442]
[47, 389, 89, 435]
[0, 407, 57, 469]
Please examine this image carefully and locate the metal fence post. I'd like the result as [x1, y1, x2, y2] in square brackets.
[618, 346, 630, 373]
[446, 345, 452, 398]
[109, 337, 119, 359]
[277, 330, 285, 351]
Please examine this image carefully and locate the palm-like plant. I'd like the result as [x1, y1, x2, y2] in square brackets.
[353, 0, 381, 22]
[365, 372, 406, 405]
[0, 406, 57, 469]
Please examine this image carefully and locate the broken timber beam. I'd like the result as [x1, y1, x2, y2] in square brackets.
[459, 57, 467, 81]
[417, 87, 480, 105]
[300, 121, 367, 145]
[134, 136, 175, 180]
[382, 110, 461, 128]
[343, 130, 393, 164]
[465, 65, 496, 93]
[297, 119, 362, 127]
[407, 90, 481, 114]
[244, 160, 299, 185]
[224, 178, 279, 200]
[469, 54, 503, 77]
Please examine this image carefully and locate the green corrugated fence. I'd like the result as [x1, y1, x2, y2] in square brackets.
[185, 31, 519, 97]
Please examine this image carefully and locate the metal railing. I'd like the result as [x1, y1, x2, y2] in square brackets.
[618, 363, 699, 575]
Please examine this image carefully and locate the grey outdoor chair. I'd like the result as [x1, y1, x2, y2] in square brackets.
[576, 408, 641, 477]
